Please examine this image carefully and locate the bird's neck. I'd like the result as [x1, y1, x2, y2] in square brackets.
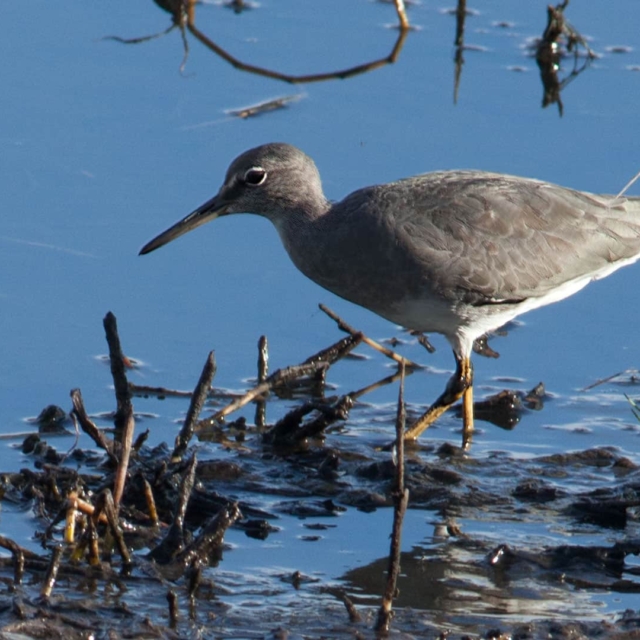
[269, 200, 330, 274]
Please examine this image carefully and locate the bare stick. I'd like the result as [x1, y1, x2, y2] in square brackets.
[266, 395, 353, 445]
[94, 489, 131, 569]
[129, 383, 194, 398]
[394, 0, 410, 30]
[103, 312, 135, 509]
[319, 304, 418, 368]
[303, 332, 363, 366]
[616, 169, 640, 199]
[103, 312, 133, 435]
[393, 363, 407, 493]
[141, 474, 160, 527]
[13, 547, 24, 587]
[201, 334, 360, 429]
[149, 455, 198, 564]
[68, 494, 108, 524]
[87, 518, 100, 567]
[255, 336, 268, 429]
[65, 492, 78, 544]
[375, 363, 409, 634]
[203, 361, 328, 425]
[40, 545, 63, 600]
[581, 368, 639, 392]
[167, 590, 179, 628]
[0, 536, 34, 588]
[257, 335, 269, 383]
[70, 388, 117, 464]
[295, 396, 353, 441]
[340, 591, 361, 623]
[172, 351, 217, 461]
[349, 369, 407, 402]
[177, 502, 242, 567]
[0, 536, 41, 560]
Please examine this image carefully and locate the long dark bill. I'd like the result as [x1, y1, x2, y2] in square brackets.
[139, 194, 225, 255]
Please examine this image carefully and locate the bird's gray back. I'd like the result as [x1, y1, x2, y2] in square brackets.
[290, 170, 640, 311]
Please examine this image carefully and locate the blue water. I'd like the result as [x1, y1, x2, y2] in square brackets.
[2, 0, 640, 456]
[1, 2, 640, 628]
[0, 2, 638, 437]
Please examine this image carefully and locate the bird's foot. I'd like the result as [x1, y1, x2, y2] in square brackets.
[403, 352, 474, 448]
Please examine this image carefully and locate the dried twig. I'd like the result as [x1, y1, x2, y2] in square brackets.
[150, 456, 197, 563]
[129, 383, 193, 398]
[140, 474, 160, 527]
[177, 502, 242, 568]
[616, 170, 640, 200]
[200, 361, 329, 427]
[393, 0, 410, 30]
[257, 335, 269, 383]
[265, 396, 353, 446]
[375, 363, 409, 633]
[0, 535, 39, 589]
[104, 312, 133, 435]
[319, 304, 418, 368]
[340, 591, 361, 623]
[255, 336, 269, 429]
[581, 368, 640, 392]
[172, 352, 217, 461]
[93, 489, 132, 570]
[167, 590, 179, 628]
[348, 370, 407, 402]
[303, 332, 363, 367]
[227, 95, 303, 119]
[40, 545, 63, 600]
[103, 312, 135, 509]
[70, 388, 117, 464]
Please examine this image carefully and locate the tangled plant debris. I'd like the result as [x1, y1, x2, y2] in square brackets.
[1, 310, 640, 638]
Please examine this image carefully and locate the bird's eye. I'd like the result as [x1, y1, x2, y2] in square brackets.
[244, 167, 267, 186]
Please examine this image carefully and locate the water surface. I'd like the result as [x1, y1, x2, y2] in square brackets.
[2, 1, 640, 636]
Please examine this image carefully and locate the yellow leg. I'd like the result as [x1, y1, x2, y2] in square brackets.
[461, 383, 474, 449]
[404, 352, 473, 443]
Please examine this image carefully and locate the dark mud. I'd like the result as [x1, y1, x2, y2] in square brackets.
[0, 313, 639, 639]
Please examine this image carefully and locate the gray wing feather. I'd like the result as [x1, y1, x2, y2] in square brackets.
[348, 171, 640, 304]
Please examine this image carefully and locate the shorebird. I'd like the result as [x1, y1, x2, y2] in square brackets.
[141, 143, 640, 444]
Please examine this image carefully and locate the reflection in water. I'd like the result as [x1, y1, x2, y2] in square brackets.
[342, 541, 614, 630]
[581, 367, 640, 391]
[452, 0, 467, 105]
[7, 311, 640, 637]
[104, 0, 191, 73]
[105, 0, 604, 116]
[533, 0, 596, 116]
[219, 0, 259, 14]
[448, 0, 595, 114]
[187, 19, 409, 84]
[105, 0, 410, 81]
[341, 467, 640, 633]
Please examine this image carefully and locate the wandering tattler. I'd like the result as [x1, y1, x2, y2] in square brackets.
[140, 143, 640, 443]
